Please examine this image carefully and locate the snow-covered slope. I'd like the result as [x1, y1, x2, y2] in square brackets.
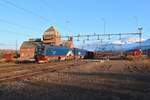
[123, 39, 150, 51]
[87, 38, 150, 51]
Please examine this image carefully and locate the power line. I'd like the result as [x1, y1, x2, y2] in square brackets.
[0, 1, 48, 37]
[60, 32, 141, 40]
[0, 18, 38, 31]
[0, 29, 30, 37]
[1, 0, 50, 22]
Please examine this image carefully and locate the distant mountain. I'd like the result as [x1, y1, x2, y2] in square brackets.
[122, 39, 150, 51]
[86, 38, 150, 51]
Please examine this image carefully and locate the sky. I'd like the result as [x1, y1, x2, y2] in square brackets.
[0, 0, 149, 49]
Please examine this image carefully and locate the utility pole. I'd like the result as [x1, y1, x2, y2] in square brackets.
[134, 16, 139, 32]
[82, 40, 85, 49]
[65, 20, 72, 36]
[15, 40, 18, 58]
[119, 34, 123, 57]
[138, 27, 143, 49]
[100, 39, 103, 51]
[102, 18, 106, 34]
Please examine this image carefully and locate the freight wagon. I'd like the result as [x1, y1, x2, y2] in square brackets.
[72, 48, 87, 59]
[84, 51, 126, 60]
[126, 49, 142, 57]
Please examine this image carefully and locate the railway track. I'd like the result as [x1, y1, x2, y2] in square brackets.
[0, 61, 72, 77]
[0, 61, 71, 71]
[0, 60, 89, 82]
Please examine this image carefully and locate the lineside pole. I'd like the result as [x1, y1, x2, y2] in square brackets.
[138, 27, 143, 49]
[16, 40, 18, 57]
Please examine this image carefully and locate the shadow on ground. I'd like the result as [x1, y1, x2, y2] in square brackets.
[0, 81, 150, 100]
[60, 71, 150, 82]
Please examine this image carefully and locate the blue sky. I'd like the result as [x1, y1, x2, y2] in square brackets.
[0, 0, 149, 49]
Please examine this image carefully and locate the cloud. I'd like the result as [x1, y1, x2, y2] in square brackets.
[127, 38, 145, 43]
[112, 37, 145, 45]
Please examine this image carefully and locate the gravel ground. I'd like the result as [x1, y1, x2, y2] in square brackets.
[0, 60, 150, 100]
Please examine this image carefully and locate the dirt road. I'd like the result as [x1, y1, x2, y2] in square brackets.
[0, 60, 150, 100]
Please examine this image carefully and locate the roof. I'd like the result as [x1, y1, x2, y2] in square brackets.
[44, 26, 60, 37]
[20, 41, 41, 48]
[45, 26, 56, 32]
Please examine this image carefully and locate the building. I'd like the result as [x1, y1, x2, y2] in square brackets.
[43, 26, 74, 48]
[62, 37, 74, 48]
[20, 39, 42, 60]
[43, 26, 61, 46]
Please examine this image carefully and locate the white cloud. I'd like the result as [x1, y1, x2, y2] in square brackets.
[127, 38, 145, 43]
[112, 37, 145, 45]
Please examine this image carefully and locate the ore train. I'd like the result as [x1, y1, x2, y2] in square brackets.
[17, 39, 87, 63]
[84, 49, 144, 60]
[17, 39, 150, 63]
